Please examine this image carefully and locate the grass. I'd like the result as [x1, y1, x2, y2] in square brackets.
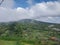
[0, 40, 34, 45]
[0, 40, 16, 45]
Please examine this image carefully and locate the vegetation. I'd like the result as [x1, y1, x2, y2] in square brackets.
[0, 19, 60, 45]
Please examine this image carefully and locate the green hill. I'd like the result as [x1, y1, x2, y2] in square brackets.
[0, 19, 60, 45]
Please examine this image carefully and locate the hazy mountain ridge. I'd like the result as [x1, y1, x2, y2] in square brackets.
[0, 19, 60, 35]
[0, 19, 60, 45]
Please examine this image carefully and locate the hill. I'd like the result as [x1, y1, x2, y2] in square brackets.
[0, 19, 60, 45]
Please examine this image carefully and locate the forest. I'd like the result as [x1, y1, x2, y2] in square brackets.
[0, 19, 60, 45]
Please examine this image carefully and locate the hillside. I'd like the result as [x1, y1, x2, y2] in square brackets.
[0, 19, 60, 45]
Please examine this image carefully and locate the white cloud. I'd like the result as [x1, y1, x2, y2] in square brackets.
[0, 0, 14, 8]
[29, 2, 60, 18]
[0, 7, 31, 22]
[0, 0, 60, 23]
[26, 0, 33, 6]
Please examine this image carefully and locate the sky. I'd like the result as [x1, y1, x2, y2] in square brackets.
[0, 0, 60, 23]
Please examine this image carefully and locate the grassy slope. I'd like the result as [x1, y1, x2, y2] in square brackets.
[0, 40, 16, 45]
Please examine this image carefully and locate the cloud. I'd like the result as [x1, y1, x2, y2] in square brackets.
[30, 2, 60, 18]
[0, 0, 60, 23]
[0, 7, 31, 22]
[26, 0, 33, 6]
[0, 0, 14, 8]
[35, 17, 60, 23]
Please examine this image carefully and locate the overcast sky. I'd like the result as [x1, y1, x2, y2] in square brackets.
[0, 0, 60, 23]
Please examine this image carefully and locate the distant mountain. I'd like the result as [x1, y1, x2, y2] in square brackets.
[0, 19, 60, 40]
[17, 19, 59, 24]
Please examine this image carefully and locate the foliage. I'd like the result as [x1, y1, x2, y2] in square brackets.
[0, 19, 60, 45]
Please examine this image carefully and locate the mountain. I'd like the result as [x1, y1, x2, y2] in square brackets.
[18, 19, 58, 24]
[0, 19, 60, 45]
[0, 19, 60, 40]
[19, 19, 60, 28]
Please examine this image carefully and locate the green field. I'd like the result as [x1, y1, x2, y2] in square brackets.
[0, 40, 16, 45]
[0, 39, 59, 45]
[0, 40, 34, 45]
